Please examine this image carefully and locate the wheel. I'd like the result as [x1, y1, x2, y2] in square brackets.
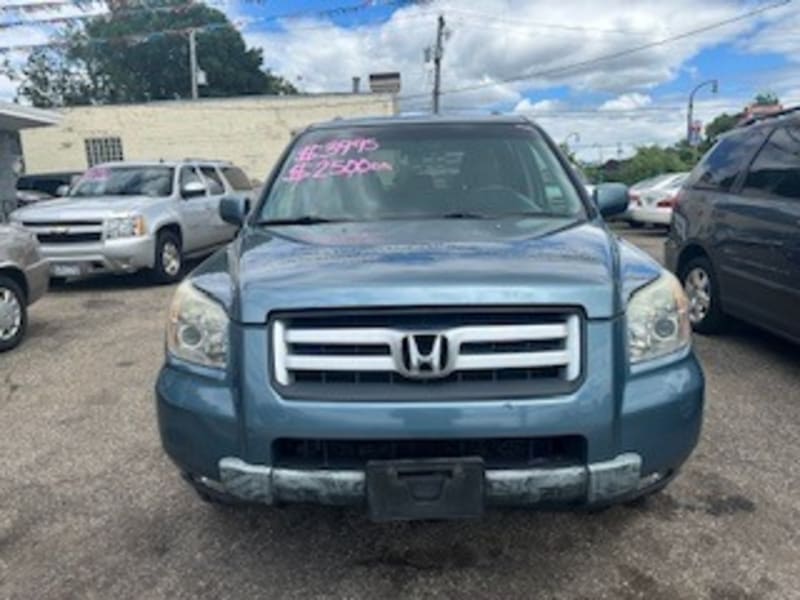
[680, 256, 727, 334]
[0, 275, 27, 352]
[152, 230, 183, 284]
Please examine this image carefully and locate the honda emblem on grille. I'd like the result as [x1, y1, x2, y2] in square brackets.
[400, 333, 450, 379]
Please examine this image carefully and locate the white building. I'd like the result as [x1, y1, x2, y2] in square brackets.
[0, 102, 60, 218]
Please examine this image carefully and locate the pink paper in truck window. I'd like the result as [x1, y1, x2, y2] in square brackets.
[83, 166, 112, 181]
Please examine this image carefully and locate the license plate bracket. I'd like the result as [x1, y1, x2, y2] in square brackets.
[366, 457, 484, 521]
[50, 263, 83, 277]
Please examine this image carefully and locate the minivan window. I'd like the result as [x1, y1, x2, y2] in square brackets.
[742, 126, 800, 200]
[689, 129, 767, 192]
[259, 124, 586, 222]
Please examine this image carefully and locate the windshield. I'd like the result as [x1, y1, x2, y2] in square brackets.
[259, 123, 586, 223]
[71, 166, 174, 198]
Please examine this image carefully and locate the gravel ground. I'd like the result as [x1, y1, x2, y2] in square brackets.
[2, 228, 799, 600]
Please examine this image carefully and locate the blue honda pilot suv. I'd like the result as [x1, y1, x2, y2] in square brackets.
[156, 115, 704, 520]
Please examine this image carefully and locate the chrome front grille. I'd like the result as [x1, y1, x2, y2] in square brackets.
[22, 221, 104, 245]
[271, 308, 583, 400]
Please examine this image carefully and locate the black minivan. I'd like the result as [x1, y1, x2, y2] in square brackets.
[666, 108, 800, 343]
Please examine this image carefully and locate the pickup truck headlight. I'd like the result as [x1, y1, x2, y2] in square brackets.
[627, 272, 691, 364]
[105, 215, 146, 239]
[166, 281, 228, 369]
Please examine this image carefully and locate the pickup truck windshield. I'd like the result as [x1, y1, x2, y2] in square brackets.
[71, 166, 174, 198]
[260, 123, 586, 223]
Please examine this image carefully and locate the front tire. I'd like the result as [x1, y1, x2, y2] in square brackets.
[681, 256, 727, 334]
[152, 231, 183, 284]
[0, 276, 27, 352]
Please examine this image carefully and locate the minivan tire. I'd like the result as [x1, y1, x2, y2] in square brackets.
[0, 275, 27, 352]
[681, 256, 726, 334]
[152, 230, 183, 284]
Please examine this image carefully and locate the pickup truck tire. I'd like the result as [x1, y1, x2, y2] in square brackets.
[0, 275, 27, 352]
[680, 256, 727, 334]
[152, 230, 183, 284]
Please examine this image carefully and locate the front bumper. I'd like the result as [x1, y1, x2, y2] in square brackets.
[41, 236, 156, 275]
[200, 453, 647, 507]
[628, 206, 672, 225]
[23, 258, 49, 305]
[157, 339, 704, 513]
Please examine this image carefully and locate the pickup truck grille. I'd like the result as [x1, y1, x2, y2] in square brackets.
[22, 221, 104, 245]
[271, 308, 583, 400]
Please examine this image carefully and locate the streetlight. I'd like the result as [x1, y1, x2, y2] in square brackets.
[592, 143, 604, 182]
[564, 131, 580, 150]
[687, 79, 718, 145]
[592, 143, 604, 164]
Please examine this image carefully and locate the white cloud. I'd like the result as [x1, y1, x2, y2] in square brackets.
[534, 94, 747, 162]
[513, 98, 563, 113]
[600, 92, 652, 111]
[246, 0, 762, 107]
[738, 2, 800, 63]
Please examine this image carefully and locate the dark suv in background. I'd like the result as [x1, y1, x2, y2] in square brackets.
[666, 108, 800, 343]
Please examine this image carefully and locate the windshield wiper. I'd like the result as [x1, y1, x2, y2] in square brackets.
[436, 212, 491, 220]
[256, 216, 347, 226]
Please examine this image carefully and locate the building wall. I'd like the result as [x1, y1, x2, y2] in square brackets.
[20, 93, 395, 181]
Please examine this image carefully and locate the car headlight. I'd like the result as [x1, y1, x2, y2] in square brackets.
[627, 271, 691, 364]
[105, 215, 146, 239]
[166, 281, 228, 369]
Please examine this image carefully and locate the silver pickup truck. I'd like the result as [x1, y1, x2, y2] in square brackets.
[10, 160, 254, 283]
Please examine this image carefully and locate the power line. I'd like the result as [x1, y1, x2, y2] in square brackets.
[444, 6, 652, 36]
[447, 17, 651, 40]
[0, 0, 414, 30]
[415, 0, 791, 102]
[0, 0, 92, 11]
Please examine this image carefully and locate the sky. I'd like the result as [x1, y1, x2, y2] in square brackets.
[1, 0, 799, 161]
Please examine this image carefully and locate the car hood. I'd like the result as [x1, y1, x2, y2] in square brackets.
[191, 218, 662, 323]
[11, 196, 154, 221]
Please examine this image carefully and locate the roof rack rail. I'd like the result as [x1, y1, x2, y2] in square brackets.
[182, 157, 231, 164]
[738, 105, 800, 127]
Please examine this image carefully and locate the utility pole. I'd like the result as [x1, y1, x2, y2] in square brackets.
[189, 28, 198, 100]
[432, 15, 445, 114]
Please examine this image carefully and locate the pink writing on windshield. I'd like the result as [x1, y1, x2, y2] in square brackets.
[294, 137, 380, 162]
[283, 158, 392, 184]
[283, 137, 391, 183]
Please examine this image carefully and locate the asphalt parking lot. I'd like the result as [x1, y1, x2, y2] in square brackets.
[2, 227, 799, 600]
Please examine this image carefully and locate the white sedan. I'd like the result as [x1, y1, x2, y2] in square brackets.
[627, 172, 689, 227]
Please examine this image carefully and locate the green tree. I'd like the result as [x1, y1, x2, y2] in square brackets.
[18, 0, 296, 107]
[601, 145, 691, 186]
[704, 112, 740, 145]
[754, 92, 780, 106]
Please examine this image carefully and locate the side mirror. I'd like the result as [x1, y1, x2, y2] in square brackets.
[181, 180, 206, 199]
[220, 195, 251, 226]
[593, 183, 629, 218]
[56, 184, 70, 197]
